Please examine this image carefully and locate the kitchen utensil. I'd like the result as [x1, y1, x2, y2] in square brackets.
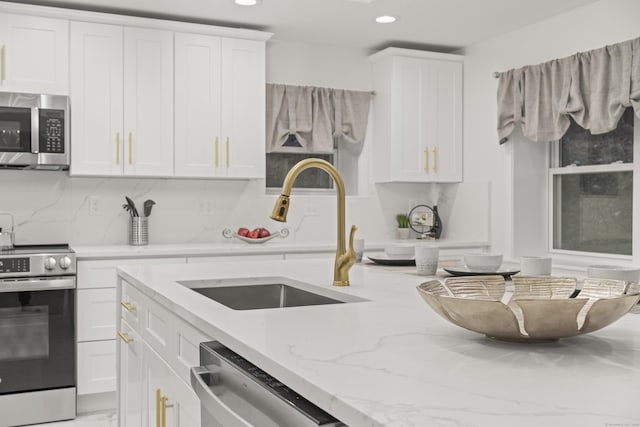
[416, 276, 640, 342]
[143, 199, 156, 217]
[0, 213, 15, 250]
[125, 196, 139, 217]
[122, 204, 135, 217]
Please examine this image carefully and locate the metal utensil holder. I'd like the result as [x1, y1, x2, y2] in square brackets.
[129, 217, 148, 246]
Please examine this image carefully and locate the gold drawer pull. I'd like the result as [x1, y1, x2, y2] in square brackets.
[424, 147, 429, 174]
[215, 136, 219, 167]
[128, 132, 133, 164]
[156, 389, 173, 427]
[120, 301, 136, 312]
[1, 45, 6, 81]
[225, 137, 230, 168]
[117, 331, 133, 344]
[432, 146, 438, 173]
[116, 132, 120, 164]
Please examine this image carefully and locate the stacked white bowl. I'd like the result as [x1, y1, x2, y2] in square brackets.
[463, 253, 503, 272]
[384, 243, 415, 259]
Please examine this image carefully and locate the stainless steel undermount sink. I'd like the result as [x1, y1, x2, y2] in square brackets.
[178, 277, 366, 310]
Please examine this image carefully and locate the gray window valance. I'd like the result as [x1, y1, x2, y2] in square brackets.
[266, 84, 372, 154]
[497, 37, 640, 144]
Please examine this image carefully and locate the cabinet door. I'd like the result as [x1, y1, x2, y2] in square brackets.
[78, 340, 117, 395]
[220, 38, 265, 178]
[174, 32, 222, 178]
[69, 21, 124, 176]
[123, 27, 174, 176]
[428, 59, 462, 182]
[77, 287, 117, 341]
[390, 56, 430, 182]
[144, 342, 200, 427]
[118, 321, 143, 427]
[0, 13, 68, 94]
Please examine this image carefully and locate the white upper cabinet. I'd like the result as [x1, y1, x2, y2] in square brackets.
[174, 33, 221, 177]
[220, 38, 265, 179]
[70, 22, 123, 175]
[70, 23, 174, 176]
[174, 34, 265, 179]
[123, 27, 174, 176]
[370, 48, 463, 183]
[0, 13, 68, 95]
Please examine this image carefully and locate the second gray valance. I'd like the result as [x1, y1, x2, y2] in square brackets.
[497, 37, 640, 143]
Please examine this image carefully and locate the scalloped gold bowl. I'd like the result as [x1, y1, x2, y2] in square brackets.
[416, 276, 640, 342]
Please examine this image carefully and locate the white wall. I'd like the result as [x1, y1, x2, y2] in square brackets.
[0, 38, 488, 246]
[460, 0, 640, 257]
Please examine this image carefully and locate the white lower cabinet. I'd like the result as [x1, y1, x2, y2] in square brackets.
[144, 342, 201, 427]
[77, 340, 117, 395]
[76, 257, 186, 400]
[118, 279, 207, 427]
[118, 320, 143, 427]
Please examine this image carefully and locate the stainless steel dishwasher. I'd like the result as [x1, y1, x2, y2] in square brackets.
[191, 341, 346, 427]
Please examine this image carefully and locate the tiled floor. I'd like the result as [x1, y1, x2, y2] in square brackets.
[30, 411, 116, 427]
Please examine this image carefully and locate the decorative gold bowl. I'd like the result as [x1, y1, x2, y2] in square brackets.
[416, 276, 640, 342]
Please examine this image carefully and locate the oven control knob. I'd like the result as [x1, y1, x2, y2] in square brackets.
[44, 257, 57, 270]
[59, 256, 72, 270]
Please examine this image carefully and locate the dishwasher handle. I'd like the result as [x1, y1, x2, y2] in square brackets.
[191, 366, 254, 427]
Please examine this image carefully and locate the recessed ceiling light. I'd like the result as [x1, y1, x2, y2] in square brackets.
[375, 15, 396, 24]
[235, 0, 261, 6]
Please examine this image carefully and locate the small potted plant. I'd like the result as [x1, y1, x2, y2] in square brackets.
[396, 213, 410, 239]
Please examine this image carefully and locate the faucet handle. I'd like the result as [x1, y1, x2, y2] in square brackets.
[348, 224, 357, 254]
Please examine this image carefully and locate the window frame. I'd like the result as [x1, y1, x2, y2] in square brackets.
[547, 113, 640, 263]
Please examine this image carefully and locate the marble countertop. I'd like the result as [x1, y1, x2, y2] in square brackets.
[72, 239, 488, 259]
[117, 259, 640, 427]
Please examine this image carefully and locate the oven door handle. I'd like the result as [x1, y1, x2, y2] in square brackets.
[190, 366, 254, 427]
[0, 277, 76, 292]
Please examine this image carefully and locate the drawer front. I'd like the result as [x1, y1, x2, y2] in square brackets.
[141, 295, 173, 362]
[78, 257, 185, 289]
[77, 288, 117, 342]
[77, 340, 117, 395]
[120, 281, 144, 327]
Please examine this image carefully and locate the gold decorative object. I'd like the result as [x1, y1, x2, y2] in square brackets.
[416, 275, 640, 342]
[270, 158, 356, 286]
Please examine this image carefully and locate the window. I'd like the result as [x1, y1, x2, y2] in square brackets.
[550, 108, 637, 256]
[266, 151, 335, 190]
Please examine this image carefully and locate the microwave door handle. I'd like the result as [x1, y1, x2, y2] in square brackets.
[31, 107, 39, 154]
[191, 366, 253, 427]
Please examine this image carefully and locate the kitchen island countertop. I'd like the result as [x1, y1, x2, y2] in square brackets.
[117, 258, 640, 427]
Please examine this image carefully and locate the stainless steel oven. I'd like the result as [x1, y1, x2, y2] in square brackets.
[0, 244, 76, 427]
[0, 92, 69, 170]
[191, 341, 345, 427]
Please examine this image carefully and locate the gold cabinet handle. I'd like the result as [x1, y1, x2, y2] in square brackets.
[432, 146, 438, 173]
[117, 331, 133, 344]
[116, 132, 120, 164]
[1, 45, 5, 81]
[156, 389, 161, 427]
[120, 301, 136, 312]
[128, 132, 133, 165]
[156, 389, 173, 427]
[215, 136, 219, 168]
[161, 395, 173, 427]
[424, 147, 429, 174]
[225, 137, 230, 168]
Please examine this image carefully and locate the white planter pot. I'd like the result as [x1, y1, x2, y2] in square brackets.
[396, 228, 410, 239]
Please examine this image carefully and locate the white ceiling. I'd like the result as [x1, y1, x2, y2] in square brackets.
[11, 0, 601, 52]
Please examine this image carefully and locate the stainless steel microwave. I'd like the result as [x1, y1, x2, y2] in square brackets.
[0, 92, 69, 170]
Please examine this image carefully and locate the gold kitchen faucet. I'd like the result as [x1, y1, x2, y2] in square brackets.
[270, 158, 357, 286]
